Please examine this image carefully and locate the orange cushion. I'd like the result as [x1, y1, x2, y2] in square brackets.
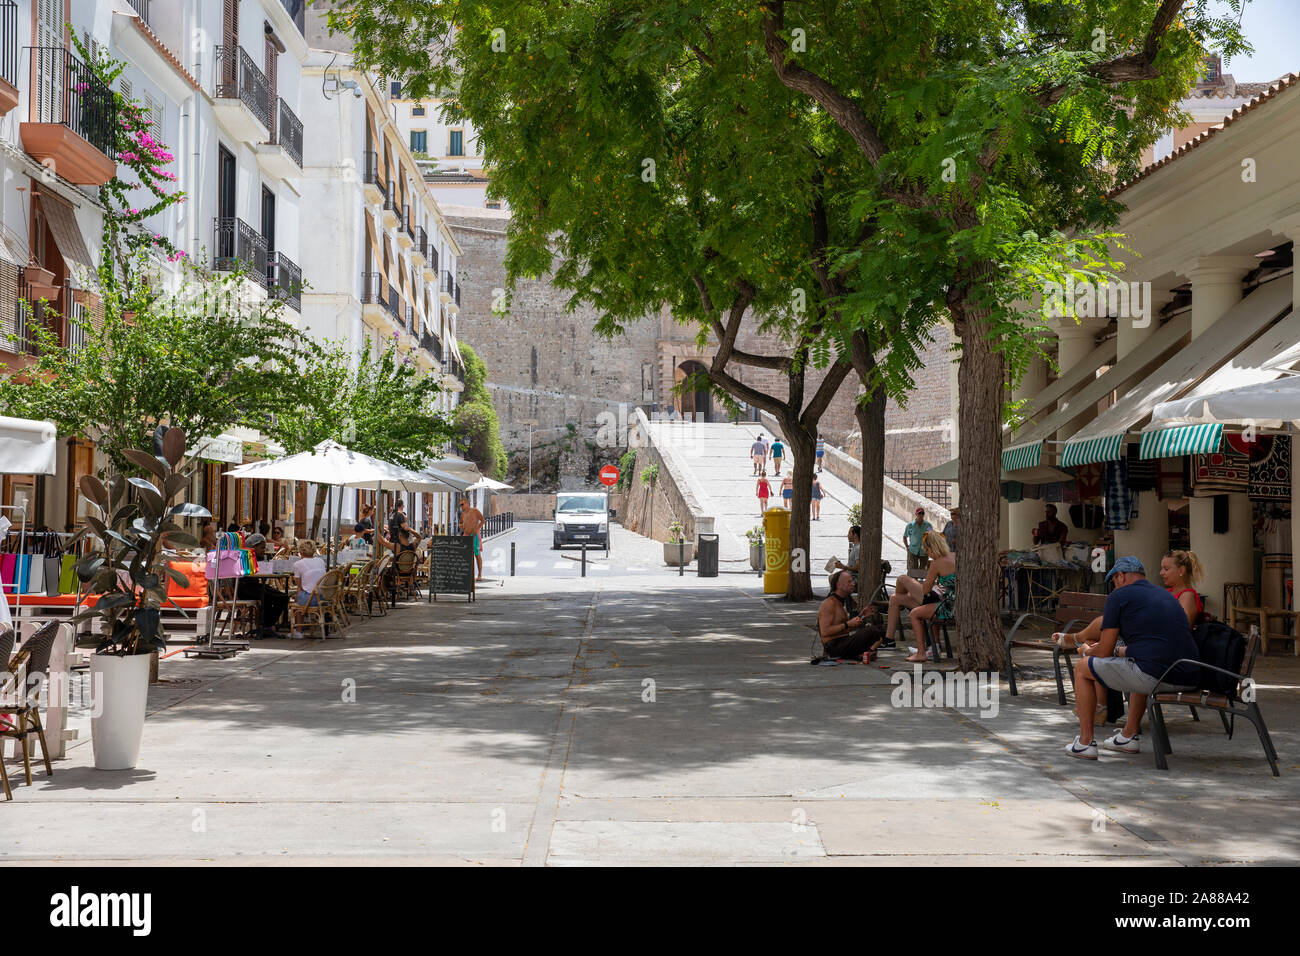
[165, 596, 209, 609]
[5, 594, 91, 607]
[166, 561, 208, 600]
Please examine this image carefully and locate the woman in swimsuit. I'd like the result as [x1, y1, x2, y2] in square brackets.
[810, 476, 823, 520]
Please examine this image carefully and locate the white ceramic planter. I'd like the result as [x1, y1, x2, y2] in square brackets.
[90, 653, 151, 771]
[749, 543, 765, 570]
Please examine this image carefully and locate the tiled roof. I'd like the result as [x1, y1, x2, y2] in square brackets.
[1111, 72, 1300, 196]
[131, 16, 201, 93]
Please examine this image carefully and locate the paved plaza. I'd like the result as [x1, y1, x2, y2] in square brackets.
[3, 522, 1296, 866]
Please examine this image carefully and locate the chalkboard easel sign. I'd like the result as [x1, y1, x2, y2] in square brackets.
[427, 535, 476, 602]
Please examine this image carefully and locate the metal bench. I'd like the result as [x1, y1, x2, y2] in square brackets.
[1148, 625, 1280, 776]
[1004, 590, 1105, 704]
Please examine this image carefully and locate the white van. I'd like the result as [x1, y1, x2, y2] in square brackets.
[552, 491, 610, 550]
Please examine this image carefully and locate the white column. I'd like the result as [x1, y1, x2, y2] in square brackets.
[1051, 317, 1109, 543]
[1187, 257, 1257, 617]
[1007, 354, 1047, 549]
[1113, 291, 1174, 577]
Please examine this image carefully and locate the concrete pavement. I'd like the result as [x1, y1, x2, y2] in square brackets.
[3, 539, 1296, 865]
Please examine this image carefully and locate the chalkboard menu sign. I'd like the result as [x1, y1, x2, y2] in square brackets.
[427, 535, 475, 601]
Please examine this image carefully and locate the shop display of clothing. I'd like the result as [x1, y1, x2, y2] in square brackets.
[1157, 458, 1185, 500]
[1191, 447, 1250, 496]
[1074, 463, 1102, 501]
[1103, 459, 1133, 531]
[1249, 435, 1291, 501]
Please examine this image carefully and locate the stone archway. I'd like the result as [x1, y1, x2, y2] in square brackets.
[674, 359, 712, 422]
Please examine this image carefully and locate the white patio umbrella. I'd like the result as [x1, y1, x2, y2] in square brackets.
[422, 456, 482, 491]
[467, 476, 513, 492]
[226, 440, 458, 563]
[0, 416, 57, 631]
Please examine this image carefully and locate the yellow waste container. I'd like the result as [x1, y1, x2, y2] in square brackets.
[763, 506, 790, 594]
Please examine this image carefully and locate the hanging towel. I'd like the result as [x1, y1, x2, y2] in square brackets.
[1074, 463, 1103, 501]
[1126, 446, 1158, 493]
[1157, 458, 1185, 500]
[1103, 459, 1133, 531]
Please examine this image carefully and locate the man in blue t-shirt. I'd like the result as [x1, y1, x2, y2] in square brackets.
[1065, 556, 1201, 761]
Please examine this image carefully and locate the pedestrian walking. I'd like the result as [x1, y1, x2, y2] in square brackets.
[756, 471, 773, 513]
[780, 473, 794, 506]
[770, 437, 785, 475]
[904, 506, 933, 577]
[749, 433, 769, 475]
[816, 433, 825, 472]
[810, 475, 823, 520]
[942, 506, 959, 552]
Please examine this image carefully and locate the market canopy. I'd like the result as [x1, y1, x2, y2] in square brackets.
[1000, 312, 1191, 471]
[918, 458, 1074, 485]
[1149, 375, 1300, 432]
[468, 476, 513, 492]
[227, 440, 459, 493]
[1059, 278, 1291, 467]
[0, 416, 58, 476]
[1138, 302, 1300, 458]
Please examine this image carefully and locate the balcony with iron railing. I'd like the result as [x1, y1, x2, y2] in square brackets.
[362, 151, 385, 205]
[361, 271, 386, 308]
[20, 46, 117, 184]
[405, 305, 416, 334]
[268, 251, 302, 311]
[454, 281, 461, 308]
[126, 0, 152, 25]
[397, 204, 414, 248]
[0, 2, 18, 115]
[214, 44, 270, 141]
[381, 184, 400, 228]
[213, 218, 269, 289]
[259, 97, 303, 174]
[421, 330, 442, 363]
[412, 225, 429, 264]
[385, 289, 402, 324]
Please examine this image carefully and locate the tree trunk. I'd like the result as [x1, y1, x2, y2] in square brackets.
[851, 333, 886, 606]
[309, 486, 328, 539]
[781, 419, 816, 600]
[952, 291, 1005, 672]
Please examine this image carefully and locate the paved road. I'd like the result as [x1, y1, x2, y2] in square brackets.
[5, 569, 1297, 865]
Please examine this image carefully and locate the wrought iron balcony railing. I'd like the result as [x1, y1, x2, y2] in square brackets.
[382, 186, 399, 217]
[428, 245, 439, 274]
[213, 217, 269, 288]
[454, 281, 461, 307]
[361, 271, 386, 306]
[215, 44, 270, 132]
[274, 97, 303, 168]
[126, 0, 151, 26]
[269, 251, 302, 311]
[363, 151, 383, 191]
[414, 225, 428, 259]
[0, 2, 17, 89]
[443, 271, 454, 295]
[27, 46, 117, 158]
[385, 290, 402, 322]
[402, 206, 415, 240]
[422, 331, 442, 363]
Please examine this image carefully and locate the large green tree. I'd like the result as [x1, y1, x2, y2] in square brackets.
[324, 0, 926, 600]
[0, 269, 310, 473]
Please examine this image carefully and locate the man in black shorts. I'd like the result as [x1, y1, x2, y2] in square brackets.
[816, 570, 885, 662]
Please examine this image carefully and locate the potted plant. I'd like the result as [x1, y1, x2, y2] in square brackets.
[71, 425, 209, 770]
[663, 519, 691, 566]
[746, 525, 766, 570]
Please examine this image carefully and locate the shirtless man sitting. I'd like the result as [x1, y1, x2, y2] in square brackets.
[817, 570, 884, 662]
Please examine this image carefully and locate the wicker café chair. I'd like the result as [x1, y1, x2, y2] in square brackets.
[1, 621, 60, 797]
[342, 559, 373, 618]
[394, 550, 421, 602]
[369, 553, 393, 613]
[0, 624, 14, 800]
[292, 570, 346, 640]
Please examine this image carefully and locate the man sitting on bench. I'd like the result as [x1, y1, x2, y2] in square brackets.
[1065, 557, 1201, 760]
[817, 570, 884, 662]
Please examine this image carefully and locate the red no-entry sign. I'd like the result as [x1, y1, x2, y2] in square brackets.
[598, 465, 620, 486]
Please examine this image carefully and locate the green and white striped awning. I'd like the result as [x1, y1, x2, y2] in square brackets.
[1059, 433, 1126, 467]
[1001, 441, 1043, 472]
[1138, 423, 1224, 460]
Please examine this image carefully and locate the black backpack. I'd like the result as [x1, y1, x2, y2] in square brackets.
[1190, 620, 1247, 701]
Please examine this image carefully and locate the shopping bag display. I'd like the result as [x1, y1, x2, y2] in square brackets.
[59, 554, 79, 593]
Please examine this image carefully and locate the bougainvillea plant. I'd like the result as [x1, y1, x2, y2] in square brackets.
[71, 32, 187, 296]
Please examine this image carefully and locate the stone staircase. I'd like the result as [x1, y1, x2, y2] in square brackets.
[639, 419, 907, 572]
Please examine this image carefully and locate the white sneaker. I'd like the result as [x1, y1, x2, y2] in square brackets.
[1102, 730, 1140, 754]
[1065, 736, 1098, 760]
[289, 630, 305, 640]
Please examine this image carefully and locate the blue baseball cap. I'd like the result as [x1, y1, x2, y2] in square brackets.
[1106, 555, 1144, 581]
